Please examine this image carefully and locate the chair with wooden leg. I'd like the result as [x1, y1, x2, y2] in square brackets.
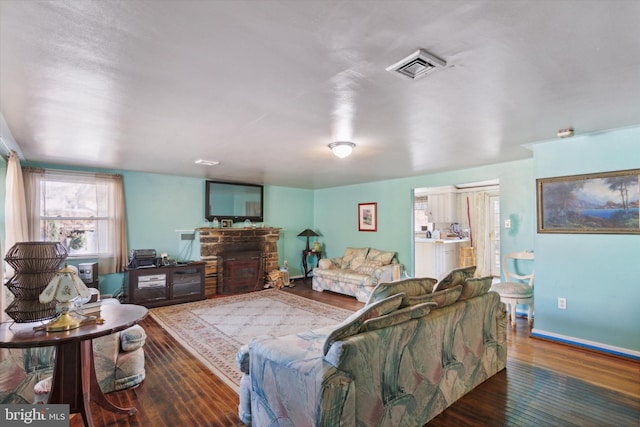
[490, 251, 534, 328]
[459, 246, 475, 267]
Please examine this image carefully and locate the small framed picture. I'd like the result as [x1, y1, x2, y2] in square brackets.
[221, 219, 234, 228]
[358, 202, 377, 232]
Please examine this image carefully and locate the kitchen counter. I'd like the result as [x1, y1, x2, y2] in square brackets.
[414, 238, 470, 279]
[415, 238, 470, 244]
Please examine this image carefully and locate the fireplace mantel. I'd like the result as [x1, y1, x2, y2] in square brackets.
[198, 227, 281, 296]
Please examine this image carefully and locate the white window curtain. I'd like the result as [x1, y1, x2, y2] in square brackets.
[22, 168, 128, 274]
[467, 192, 488, 277]
[0, 243, 4, 323]
[2, 151, 29, 322]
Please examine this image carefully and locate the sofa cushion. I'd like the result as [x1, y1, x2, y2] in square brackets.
[366, 277, 438, 307]
[489, 281, 533, 298]
[355, 260, 384, 275]
[459, 276, 493, 301]
[366, 248, 395, 265]
[322, 293, 403, 355]
[318, 258, 339, 269]
[341, 247, 369, 270]
[433, 265, 477, 292]
[313, 267, 377, 288]
[359, 302, 436, 332]
[406, 285, 463, 308]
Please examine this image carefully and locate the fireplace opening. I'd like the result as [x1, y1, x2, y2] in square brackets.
[220, 251, 264, 294]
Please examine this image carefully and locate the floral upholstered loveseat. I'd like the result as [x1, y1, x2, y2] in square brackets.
[0, 299, 147, 404]
[312, 247, 404, 302]
[237, 266, 507, 426]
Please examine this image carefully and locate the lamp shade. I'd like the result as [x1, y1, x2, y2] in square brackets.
[297, 229, 319, 237]
[40, 264, 91, 304]
[298, 229, 319, 251]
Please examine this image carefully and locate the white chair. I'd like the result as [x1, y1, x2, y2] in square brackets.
[490, 251, 534, 328]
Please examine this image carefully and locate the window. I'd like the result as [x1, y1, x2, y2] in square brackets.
[23, 168, 128, 273]
[39, 178, 102, 256]
[414, 195, 430, 231]
[489, 194, 501, 277]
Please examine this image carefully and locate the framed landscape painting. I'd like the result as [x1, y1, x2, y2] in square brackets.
[537, 169, 640, 234]
[358, 202, 377, 232]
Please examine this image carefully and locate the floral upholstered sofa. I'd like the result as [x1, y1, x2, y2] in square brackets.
[0, 299, 147, 404]
[312, 247, 404, 302]
[237, 266, 507, 426]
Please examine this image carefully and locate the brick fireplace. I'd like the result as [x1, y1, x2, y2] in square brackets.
[198, 227, 281, 296]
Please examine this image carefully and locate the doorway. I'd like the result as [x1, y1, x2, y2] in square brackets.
[413, 180, 500, 278]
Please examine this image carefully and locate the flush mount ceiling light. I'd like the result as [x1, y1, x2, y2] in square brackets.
[328, 141, 355, 158]
[194, 159, 220, 166]
[386, 48, 446, 80]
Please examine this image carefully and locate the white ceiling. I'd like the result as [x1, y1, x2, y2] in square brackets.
[1, 1, 639, 189]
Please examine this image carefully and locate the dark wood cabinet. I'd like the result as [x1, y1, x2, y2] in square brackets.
[125, 263, 205, 308]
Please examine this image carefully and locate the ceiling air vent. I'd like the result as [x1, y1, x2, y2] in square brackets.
[386, 49, 446, 80]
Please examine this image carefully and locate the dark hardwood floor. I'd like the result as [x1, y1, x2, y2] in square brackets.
[72, 280, 640, 427]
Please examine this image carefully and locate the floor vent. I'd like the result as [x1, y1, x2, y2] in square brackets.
[386, 49, 446, 80]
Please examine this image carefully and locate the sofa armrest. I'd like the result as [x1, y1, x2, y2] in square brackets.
[247, 334, 354, 426]
[236, 344, 250, 374]
[318, 257, 342, 270]
[372, 263, 403, 283]
[120, 325, 146, 352]
[495, 301, 508, 370]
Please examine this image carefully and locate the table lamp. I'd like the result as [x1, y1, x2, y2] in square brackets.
[297, 228, 319, 251]
[39, 264, 91, 332]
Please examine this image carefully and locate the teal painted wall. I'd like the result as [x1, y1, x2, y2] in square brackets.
[314, 159, 535, 275]
[531, 126, 640, 352]
[313, 179, 414, 268]
[0, 164, 314, 294]
[264, 186, 315, 276]
[2, 125, 638, 354]
[122, 171, 204, 263]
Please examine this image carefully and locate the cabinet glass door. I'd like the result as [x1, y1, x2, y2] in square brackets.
[172, 267, 203, 298]
[134, 273, 167, 303]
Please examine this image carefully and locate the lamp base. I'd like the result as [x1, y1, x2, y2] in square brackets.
[45, 312, 82, 332]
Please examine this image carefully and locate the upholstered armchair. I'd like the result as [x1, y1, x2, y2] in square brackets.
[0, 300, 147, 404]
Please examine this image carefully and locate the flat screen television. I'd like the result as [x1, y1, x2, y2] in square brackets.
[205, 180, 264, 223]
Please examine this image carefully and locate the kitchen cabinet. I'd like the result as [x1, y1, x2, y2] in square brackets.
[415, 239, 467, 280]
[124, 263, 205, 308]
[427, 192, 456, 223]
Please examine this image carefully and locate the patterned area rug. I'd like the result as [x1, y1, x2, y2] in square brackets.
[149, 289, 353, 393]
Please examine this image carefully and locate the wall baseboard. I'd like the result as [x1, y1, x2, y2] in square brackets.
[530, 328, 640, 361]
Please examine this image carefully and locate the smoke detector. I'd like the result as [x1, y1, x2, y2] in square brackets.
[557, 128, 575, 138]
[386, 49, 446, 80]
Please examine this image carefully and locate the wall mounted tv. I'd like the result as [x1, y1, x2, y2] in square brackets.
[205, 180, 264, 222]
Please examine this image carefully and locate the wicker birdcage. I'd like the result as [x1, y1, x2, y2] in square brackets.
[4, 298, 58, 323]
[4, 241, 68, 272]
[3, 242, 68, 323]
[5, 272, 59, 299]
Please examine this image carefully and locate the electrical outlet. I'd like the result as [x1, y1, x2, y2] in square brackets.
[504, 219, 511, 229]
[558, 297, 567, 310]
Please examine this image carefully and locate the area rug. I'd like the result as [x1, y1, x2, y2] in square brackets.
[149, 289, 354, 393]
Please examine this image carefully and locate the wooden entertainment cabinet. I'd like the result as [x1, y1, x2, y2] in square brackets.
[124, 262, 205, 308]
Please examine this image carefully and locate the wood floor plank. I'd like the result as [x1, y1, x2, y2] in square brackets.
[70, 280, 640, 426]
